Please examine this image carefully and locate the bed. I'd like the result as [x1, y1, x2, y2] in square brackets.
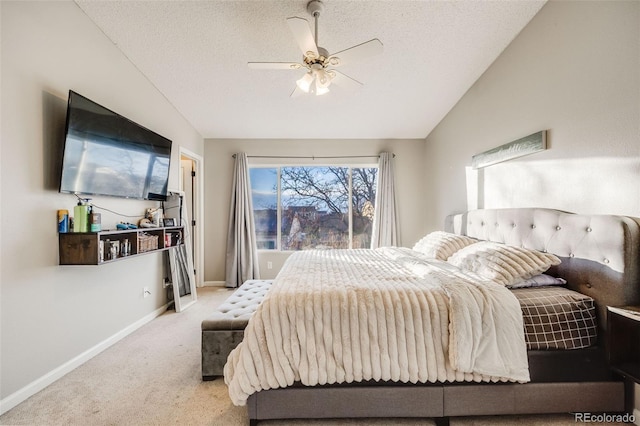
[224, 208, 640, 425]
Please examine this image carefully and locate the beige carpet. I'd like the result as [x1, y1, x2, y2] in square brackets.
[0, 287, 624, 426]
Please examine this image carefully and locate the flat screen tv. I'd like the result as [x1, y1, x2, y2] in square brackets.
[59, 90, 172, 201]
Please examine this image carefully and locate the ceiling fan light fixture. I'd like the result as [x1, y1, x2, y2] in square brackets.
[296, 72, 314, 93]
[315, 68, 331, 88]
[315, 84, 330, 96]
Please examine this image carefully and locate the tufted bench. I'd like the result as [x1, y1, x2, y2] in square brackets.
[201, 279, 273, 380]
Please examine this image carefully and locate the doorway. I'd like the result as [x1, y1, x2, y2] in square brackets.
[179, 147, 204, 288]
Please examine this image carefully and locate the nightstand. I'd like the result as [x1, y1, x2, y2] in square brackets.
[607, 306, 640, 416]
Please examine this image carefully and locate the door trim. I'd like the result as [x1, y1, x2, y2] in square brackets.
[179, 147, 204, 288]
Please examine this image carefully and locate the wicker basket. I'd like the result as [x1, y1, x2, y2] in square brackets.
[138, 233, 158, 253]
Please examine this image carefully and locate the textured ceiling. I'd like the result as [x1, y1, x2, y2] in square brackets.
[75, 0, 546, 140]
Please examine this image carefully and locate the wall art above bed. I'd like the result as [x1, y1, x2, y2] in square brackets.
[471, 130, 547, 169]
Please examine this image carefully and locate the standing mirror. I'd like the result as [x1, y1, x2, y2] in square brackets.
[164, 191, 197, 312]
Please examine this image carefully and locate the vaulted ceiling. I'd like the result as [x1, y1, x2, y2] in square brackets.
[76, 0, 546, 139]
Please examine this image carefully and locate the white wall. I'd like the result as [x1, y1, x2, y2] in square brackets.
[203, 139, 426, 282]
[423, 0, 640, 230]
[0, 1, 203, 408]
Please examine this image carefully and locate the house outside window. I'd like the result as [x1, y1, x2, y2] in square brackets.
[249, 165, 378, 251]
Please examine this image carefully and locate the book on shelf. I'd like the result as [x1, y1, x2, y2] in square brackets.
[608, 306, 640, 321]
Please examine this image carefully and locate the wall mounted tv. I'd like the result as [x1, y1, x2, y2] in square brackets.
[59, 90, 172, 201]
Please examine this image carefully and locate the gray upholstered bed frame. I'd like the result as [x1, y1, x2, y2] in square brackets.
[245, 208, 640, 425]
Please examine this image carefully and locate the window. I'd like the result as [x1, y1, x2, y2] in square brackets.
[250, 166, 378, 251]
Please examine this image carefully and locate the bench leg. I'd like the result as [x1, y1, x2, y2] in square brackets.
[435, 417, 450, 426]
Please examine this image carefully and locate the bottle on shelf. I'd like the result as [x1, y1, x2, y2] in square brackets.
[72, 198, 92, 233]
[57, 209, 69, 233]
[73, 200, 87, 232]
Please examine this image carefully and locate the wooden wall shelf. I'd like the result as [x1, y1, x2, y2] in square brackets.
[59, 226, 184, 265]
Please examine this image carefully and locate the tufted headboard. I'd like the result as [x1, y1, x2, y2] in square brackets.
[445, 208, 640, 332]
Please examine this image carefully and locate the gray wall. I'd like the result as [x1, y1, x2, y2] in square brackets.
[423, 0, 640, 231]
[0, 2, 203, 404]
[423, 0, 640, 408]
[204, 139, 426, 282]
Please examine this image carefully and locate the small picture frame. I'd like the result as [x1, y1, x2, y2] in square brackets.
[163, 218, 177, 227]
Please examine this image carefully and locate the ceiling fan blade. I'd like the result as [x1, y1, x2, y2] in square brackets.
[286, 17, 318, 58]
[248, 62, 304, 70]
[328, 39, 383, 67]
[330, 70, 363, 90]
[290, 85, 305, 98]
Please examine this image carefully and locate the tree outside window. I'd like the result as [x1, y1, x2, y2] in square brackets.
[250, 166, 377, 251]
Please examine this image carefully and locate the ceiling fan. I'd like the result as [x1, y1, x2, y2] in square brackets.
[248, 0, 383, 97]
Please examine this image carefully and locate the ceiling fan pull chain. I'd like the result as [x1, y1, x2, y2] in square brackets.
[314, 12, 319, 47]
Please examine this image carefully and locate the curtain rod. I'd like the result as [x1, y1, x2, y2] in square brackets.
[232, 154, 394, 159]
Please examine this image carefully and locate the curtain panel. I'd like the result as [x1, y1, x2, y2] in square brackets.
[225, 153, 260, 288]
[370, 152, 400, 248]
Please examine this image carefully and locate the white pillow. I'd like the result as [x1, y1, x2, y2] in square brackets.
[448, 241, 561, 287]
[507, 274, 567, 289]
[412, 231, 477, 261]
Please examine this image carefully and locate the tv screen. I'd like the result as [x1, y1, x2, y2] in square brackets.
[59, 91, 172, 201]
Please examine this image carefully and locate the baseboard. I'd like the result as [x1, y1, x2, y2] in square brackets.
[203, 280, 225, 287]
[0, 303, 169, 415]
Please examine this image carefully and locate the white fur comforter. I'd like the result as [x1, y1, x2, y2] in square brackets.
[224, 247, 530, 406]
